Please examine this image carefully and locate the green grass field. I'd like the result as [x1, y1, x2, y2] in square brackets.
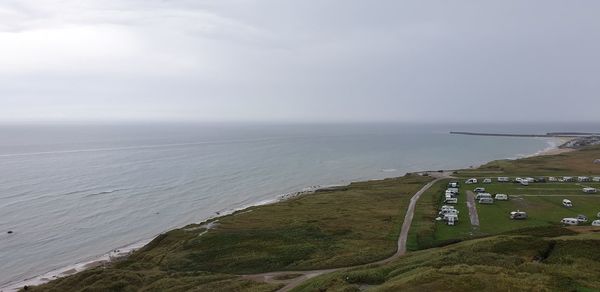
[293, 232, 600, 292]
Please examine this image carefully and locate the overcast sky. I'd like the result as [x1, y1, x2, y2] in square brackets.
[1, 1, 599, 123]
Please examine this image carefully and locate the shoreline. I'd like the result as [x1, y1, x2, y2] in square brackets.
[0, 137, 565, 291]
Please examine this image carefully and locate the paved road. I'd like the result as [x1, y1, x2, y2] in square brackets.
[466, 191, 480, 226]
[243, 172, 451, 292]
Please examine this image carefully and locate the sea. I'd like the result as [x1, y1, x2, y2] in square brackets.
[0, 122, 595, 288]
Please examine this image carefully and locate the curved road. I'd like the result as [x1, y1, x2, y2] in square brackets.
[243, 172, 450, 291]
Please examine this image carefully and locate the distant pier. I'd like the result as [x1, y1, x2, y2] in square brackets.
[449, 131, 599, 138]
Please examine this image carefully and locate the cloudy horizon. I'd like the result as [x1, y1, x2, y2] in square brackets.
[2, 1, 600, 124]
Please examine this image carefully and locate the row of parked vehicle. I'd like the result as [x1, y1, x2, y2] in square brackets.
[473, 187, 508, 204]
[466, 176, 600, 190]
[440, 182, 461, 225]
[561, 215, 600, 226]
[437, 205, 459, 226]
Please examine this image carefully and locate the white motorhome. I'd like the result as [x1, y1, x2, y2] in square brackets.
[525, 177, 535, 183]
[578, 176, 590, 182]
[561, 218, 579, 225]
[593, 177, 600, 182]
[520, 180, 529, 186]
[439, 208, 459, 216]
[510, 211, 527, 220]
[475, 193, 492, 200]
[576, 214, 588, 223]
[479, 197, 494, 204]
[445, 214, 458, 226]
[446, 187, 459, 194]
[562, 199, 573, 207]
[448, 182, 460, 188]
[592, 220, 600, 227]
[583, 187, 598, 194]
[465, 178, 478, 184]
[445, 197, 458, 204]
[494, 194, 509, 201]
[563, 176, 575, 182]
[474, 187, 486, 193]
[497, 177, 510, 182]
[482, 178, 492, 184]
[548, 176, 557, 182]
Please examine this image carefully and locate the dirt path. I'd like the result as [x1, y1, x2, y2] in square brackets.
[466, 191, 480, 226]
[243, 172, 451, 292]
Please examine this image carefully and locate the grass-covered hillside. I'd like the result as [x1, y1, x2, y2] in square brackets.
[294, 230, 600, 292]
[462, 145, 600, 176]
[28, 175, 432, 291]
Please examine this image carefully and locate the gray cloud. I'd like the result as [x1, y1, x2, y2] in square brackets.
[1, 0, 599, 123]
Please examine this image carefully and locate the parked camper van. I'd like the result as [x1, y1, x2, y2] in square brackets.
[520, 180, 529, 186]
[465, 178, 477, 184]
[562, 199, 573, 207]
[592, 220, 600, 227]
[561, 218, 579, 226]
[446, 187, 459, 194]
[510, 211, 527, 220]
[578, 176, 590, 182]
[593, 177, 600, 182]
[494, 194, 508, 201]
[583, 187, 598, 194]
[448, 182, 460, 188]
[497, 177, 510, 182]
[439, 208, 459, 216]
[446, 214, 457, 226]
[548, 176, 557, 182]
[478, 197, 494, 204]
[474, 187, 486, 193]
[563, 177, 575, 182]
[445, 197, 458, 204]
[475, 193, 492, 200]
[577, 215, 588, 223]
[482, 178, 492, 184]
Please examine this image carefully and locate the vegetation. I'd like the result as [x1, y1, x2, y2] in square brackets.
[294, 233, 600, 292]
[29, 174, 432, 291]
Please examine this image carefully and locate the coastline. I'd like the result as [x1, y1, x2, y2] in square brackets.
[0, 137, 565, 291]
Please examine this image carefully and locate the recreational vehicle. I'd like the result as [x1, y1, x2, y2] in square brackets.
[475, 193, 492, 200]
[465, 178, 477, 184]
[548, 177, 557, 182]
[474, 187, 486, 193]
[482, 178, 492, 184]
[593, 177, 600, 182]
[510, 211, 527, 220]
[562, 199, 573, 208]
[578, 176, 591, 182]
[583, 187, 598, 194]
[592, 220, 600, 227]
[497, 177, 510, 182]
[448, 182, 460, 188]
[577, 214, 588, 223]
[561, 218, 579, 226]
[494, 194, 508, 201]
[445, 197, 458, 204]
[520, 180, 529, 186]
[478, 197, 494, 204]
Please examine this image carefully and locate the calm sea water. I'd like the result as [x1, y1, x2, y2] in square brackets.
[0, 123, 587, 286]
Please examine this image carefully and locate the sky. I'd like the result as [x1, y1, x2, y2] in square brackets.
[1, 0, 600, 123]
